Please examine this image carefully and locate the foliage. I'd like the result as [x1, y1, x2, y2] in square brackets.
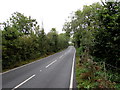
[76, 50, 116, 88]
[64, 1, 120, 88]
[92, 1, 120, 69]
[63, 2, 101, 49]
[2, 12, 69, 70]
[63, 0, 120, 69]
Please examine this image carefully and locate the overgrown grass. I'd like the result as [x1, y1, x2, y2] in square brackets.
[106, 71, 120, 88]
[75, 48, 117, 89]
[76, 56, 117, 88]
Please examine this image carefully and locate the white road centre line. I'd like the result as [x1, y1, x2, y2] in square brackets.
[12, 74, 35, 90]
[2, 51, 60, 75]
[45, 60, 57, 68]
[69, 50, 76, 89]
[59, 55, 63, 58]
[65, 52, 67, 55]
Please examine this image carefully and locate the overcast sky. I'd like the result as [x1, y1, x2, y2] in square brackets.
[0, 0, 101, 33]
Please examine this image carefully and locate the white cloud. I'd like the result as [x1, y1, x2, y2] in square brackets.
[0, 0, 100, 33]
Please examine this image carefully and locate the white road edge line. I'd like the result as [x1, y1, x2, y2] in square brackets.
[69, 50, 76, 89]
[45, 60, 57, 68]
[12, 74, 35, 90]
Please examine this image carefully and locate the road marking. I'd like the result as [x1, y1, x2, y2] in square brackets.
[40, 70, 42, 72]
[2, 51, 60, 75]
[12, 74, 35, 90]
[2, 58, 44, 75]
[45, 60, 57, 68]
[59, 55, 63, 58]
[69, 50, 76, 89]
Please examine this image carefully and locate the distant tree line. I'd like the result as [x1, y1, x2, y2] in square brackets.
[63, 1, 120, 70]
[1, 12, 69, 70]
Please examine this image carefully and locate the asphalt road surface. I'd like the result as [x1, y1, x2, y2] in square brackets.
[2, 46, 76, 89]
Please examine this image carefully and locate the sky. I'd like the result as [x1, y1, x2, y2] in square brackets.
[0, 0, 101, 33]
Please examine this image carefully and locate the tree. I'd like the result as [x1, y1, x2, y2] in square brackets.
[8, 12, 39, 35]
[58, 33, 69, 49]
[47, 28, 59, 52]
[2, 12, 69, 70]
[63, 2, 102, 55]
[2, 12, 40, 69]
[92, 1, 120, 68]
